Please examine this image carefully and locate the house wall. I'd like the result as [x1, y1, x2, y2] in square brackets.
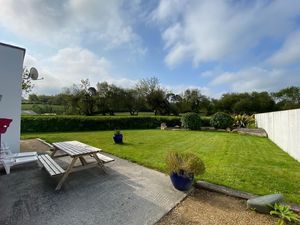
[255, 109, 300, 162]
[0, 43, 25, 153]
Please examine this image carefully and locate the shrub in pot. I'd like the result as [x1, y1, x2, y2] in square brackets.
[181, 112, 202, 130]
[166, 151, 205, 191]
[113, 130, 123, 144]
[210, 112, 234, 129]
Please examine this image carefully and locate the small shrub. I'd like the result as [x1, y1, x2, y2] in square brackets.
[246, 115, 256, 128]
[210, 112, 234, 129]
[181, 112, 202, 130]
[233, 114, 255, 128]
[165, 151, 205, 177]
[270, 203, 300, 225]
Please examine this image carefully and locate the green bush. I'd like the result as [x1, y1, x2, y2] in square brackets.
[210, 112, 234, 129]
[181, 112, 202, 130]
[21, 115, 181, 133]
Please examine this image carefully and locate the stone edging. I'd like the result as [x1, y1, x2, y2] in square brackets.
[35, 138, 54, 150]
[195, 181, 300, 213]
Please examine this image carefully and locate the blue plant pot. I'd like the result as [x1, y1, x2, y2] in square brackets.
[170, 171, 194, 191]
[113, 134, 123, 144]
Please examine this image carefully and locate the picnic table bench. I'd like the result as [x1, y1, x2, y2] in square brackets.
[38, 141, 114, 190]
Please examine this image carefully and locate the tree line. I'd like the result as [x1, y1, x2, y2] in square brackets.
[26, 77, 300, 116]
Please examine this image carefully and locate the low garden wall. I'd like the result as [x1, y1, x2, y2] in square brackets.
[255, 109, 300, 162]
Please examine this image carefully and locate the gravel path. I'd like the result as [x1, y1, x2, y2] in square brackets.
[157, 189, 277, 225]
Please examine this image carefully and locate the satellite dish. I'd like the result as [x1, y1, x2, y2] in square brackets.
[29, 67, 39, 80]
[88, 87, 97, 96]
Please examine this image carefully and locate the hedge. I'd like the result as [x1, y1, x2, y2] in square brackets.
[21, 115, 181, 133]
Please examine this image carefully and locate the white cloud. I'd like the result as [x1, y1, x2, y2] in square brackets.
[162, 23, 182, 48]
[67, 0, 138, 48]
[153, 0, 300, 67]
[24, 48, 136, 95]
[151, 0, 188, 24]
[210, 67, 300, 93]
[210, 72, 235, 86]
[0, 0, 140, 48]
[267, 30, 300, 66]
[49, 47, 111, 82]
[0, 0, 75, 45]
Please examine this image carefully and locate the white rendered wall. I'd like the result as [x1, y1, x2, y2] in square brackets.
[255, 109, 300, 162]
[0, 43, 25, 153]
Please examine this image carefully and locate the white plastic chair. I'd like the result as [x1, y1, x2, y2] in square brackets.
[0, 144, 37, 174]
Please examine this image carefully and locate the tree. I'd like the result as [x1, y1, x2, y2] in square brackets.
[183, 89, 210, 114]
[123, 89, 145, 115]
[78, 79, 97, 116]
[96, 82, 126, 115]
[136, 77, 169, 115]
[28, 94, 39, 103]
[272, 86, 300, 110]
[166, 93, 181, 115]
[22, 77, 34, 94]
[96, 82, 111, 115]
[62, 80, 97, 116]
[216, 93, 241, 113]
[251, 92, 275, 113]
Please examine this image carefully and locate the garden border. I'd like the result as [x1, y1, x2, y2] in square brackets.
[195, 181, 300, 213]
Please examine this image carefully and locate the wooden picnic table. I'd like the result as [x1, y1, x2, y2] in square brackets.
[38, 141, 114, 190]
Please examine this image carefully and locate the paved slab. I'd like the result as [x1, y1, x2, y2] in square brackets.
[0, 154, 186, 225]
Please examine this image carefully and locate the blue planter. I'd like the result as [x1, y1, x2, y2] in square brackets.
[113, 134, 123, 144]
[170, 171, 194, 191]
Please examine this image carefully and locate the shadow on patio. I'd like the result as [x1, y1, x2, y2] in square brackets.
[0, 155, 186, 225]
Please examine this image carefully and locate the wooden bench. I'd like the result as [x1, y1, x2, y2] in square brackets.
[38, 154, 65, 176]
[96, 153, 114, 164]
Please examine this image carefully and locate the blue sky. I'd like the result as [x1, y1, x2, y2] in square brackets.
[1, 0, 300, 98]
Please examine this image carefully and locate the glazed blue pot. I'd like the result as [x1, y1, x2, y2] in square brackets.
[113, 134, 123, 144]
[170, 171, 194, 191]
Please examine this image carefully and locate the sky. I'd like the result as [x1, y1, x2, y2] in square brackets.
[1, 0, 300, 98]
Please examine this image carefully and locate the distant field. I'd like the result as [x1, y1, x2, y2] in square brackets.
[21, 104, 36, 110]
[22, 104, 161, 116]
[21, 104, 210, 118]
[22, 104, 64, 111]
[104, 112, 155, 116]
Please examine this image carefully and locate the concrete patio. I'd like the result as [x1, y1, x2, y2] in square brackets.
[0, 154, 186, 225]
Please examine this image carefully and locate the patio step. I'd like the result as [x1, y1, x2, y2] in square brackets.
[38, 154, 65, 176]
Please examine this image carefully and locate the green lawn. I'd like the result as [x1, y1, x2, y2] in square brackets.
[22, 130, 300, 204]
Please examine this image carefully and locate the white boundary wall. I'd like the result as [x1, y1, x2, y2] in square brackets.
[0, 43, 25, 153]
[255, 109, 300, 162]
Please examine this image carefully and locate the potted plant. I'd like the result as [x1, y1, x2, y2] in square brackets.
[166, 151, 205, 191]
[113, 129, 123, 144]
